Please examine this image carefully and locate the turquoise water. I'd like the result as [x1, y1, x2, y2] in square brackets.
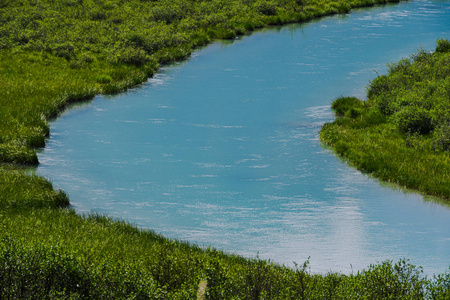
[38, 0, 450, 275]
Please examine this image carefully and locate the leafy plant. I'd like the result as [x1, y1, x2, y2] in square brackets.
[436, 38, 450, 53]
[393, 106, 434, 135]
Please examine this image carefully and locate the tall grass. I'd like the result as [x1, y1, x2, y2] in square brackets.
[1, 209, 449, 299]
[0, 166, 69, 209]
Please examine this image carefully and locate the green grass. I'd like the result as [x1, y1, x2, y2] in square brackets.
[321, 39, 450, 200]
[0, 167, 69, 210]
[1, 208, 449, 299]
[3, 0, 450, 298]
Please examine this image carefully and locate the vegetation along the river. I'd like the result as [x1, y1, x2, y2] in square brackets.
[1, 0, 450, 298]
[321, 39, 450, 201]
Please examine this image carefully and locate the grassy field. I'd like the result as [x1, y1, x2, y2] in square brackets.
[2, 0, 450, 298]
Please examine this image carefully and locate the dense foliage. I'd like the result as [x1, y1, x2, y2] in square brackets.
[2, 0, 450, 298]
[321, 39, 450, 199]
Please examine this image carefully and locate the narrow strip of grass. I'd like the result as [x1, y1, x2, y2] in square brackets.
[320, 39, 450, 200]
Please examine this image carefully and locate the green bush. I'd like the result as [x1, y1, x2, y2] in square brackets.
[112, 46, 151, 66]
[436, 38, 450, 53]
[151, 5, 183, 23]
[355, 260, 426, 298]
[428, 270, 450, 300]
[331, 96, 365, 116]
[367, 75, 394, 114]
[95, 74, 112, 84]
[393, 106, 434, 135]
[255, 1, 277, 16]
[53, 43, 75, 60]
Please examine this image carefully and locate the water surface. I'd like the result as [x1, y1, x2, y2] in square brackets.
[38, 0, 450, 274]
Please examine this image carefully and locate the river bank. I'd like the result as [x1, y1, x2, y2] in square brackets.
[0, 0, 404, 165]
[320, 39, 450, 201]
[2, 0, 450, 297]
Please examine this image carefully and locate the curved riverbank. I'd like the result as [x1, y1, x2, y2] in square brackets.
[36, 0, 450, 276]
[2, 0, 450, 297]
[1, 0, 404, 165]
[320, 39, 450, 201]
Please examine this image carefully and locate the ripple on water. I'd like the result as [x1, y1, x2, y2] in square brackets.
[36, 0, 450, 275]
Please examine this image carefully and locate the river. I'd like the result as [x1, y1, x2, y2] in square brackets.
[37, 0, 450, 275]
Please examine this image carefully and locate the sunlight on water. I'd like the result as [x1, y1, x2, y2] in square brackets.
[38, 0, 450, 275]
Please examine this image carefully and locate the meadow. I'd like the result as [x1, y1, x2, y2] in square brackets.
[1, 0, 450, 298]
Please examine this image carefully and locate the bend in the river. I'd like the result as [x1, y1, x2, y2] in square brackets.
[37, 0, 450, 275]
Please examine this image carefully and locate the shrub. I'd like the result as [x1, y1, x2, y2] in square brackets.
[393, 106, 434, 135]
[0, 237, 162, 299]
[367, 75, 395, 115]
[112, 46, 151, 66]
[53, 43, 75, 60]
[346, 107, 362, 118]
[436, 38, 450, 53]
[331, 96, 364, 116]
[0, 239, 90, 298]
[348, 260, 427, 299]
[95, 75, 112, 84]
[352, 108, 387, 128]
[428, 269, 450, 299]
[291, 259, 315, 300]
[204, 257, 234, 299]
[388, 57, 412, 74]
[79, 52, 94, 63]
[412, 48, 432, 63]
[90, 11, 107, 21]
[255, 1, 277, 16]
